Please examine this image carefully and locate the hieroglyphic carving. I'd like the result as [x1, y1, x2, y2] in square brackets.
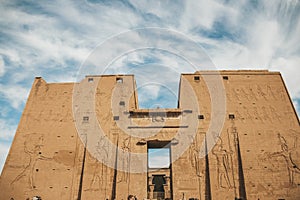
[267, 133, 300, 186]
[234, 110, 245, 123]
[242, 106, 253, 121]
[276, 87, 286, 101]
[256, 85, 267, 100]
[239, 88, 251, 101]
[230, 84, 286, 103]
[269, 106, 282, 122]
[261, 106, 273, 123]
[11, 134, 52, 189]
[247, 85, 257, 101]
[234, 105, 285, 124]
[253, 106, 263, 123]
[266, 85, 277, 100]
[212, 137, 233, 189]
[232, 88, 241, 102]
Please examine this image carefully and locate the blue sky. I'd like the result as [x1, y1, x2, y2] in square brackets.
[148, 148, 170, 168]
[0, 0, 300, 173]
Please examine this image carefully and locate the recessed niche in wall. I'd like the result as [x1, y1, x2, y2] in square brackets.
[113, 116, 119, 121]
[229, 114, 235, 119]
[83, 116, 89, 122]
[116, 77, 123, 83]
[198, 115, 204, 119]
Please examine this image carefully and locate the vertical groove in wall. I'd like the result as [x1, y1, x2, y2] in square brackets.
[204, 136, 212, 200]
[77, 146, 87, 200]
[170, 146, 174, 200]
[237, 133, 247, 200]
[127, 137, 131, 196]
[111, 139, 119, 200]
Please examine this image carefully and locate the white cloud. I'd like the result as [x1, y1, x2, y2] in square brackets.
[180, 0, 222, 30]
[0, 119, 17, 141]
[0, 55, 5, 77]
[270, 56, 300, 98]
[0, 84, 29, 109]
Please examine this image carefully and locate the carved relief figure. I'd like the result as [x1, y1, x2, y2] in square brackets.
[212, 137, 232, 189]
[268, 133, 300, 185]
[189, 139, 201, 177]
[11, 134, 52, 189]
[118, 136, 131, 183]
[89, 136, 109, 191]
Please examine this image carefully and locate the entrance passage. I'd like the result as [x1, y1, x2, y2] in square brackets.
[148, 148, 170, 168]
[152, 175, 166, 200]
[147, 141, 172, 200]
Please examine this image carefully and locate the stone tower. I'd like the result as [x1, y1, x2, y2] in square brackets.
[0, 70, 299, 200]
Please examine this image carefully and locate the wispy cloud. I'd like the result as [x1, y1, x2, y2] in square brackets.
[0, 84, 29, 109]
[0, 55, 5, 77]
[0, 120, 17, 142]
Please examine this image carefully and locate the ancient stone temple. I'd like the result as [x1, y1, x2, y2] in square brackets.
[0, 70, 299, 200]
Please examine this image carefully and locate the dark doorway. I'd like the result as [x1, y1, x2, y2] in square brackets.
[152, 175, 166, 200]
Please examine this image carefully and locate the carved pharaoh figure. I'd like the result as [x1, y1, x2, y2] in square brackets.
[89, 136, 109, 191]
[212, 137, 233, 189]
[189, 140, 201, 177]
[268, 133, 300, 185]
[118, 136, 131, 183]
[11, 134, 52, 189]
